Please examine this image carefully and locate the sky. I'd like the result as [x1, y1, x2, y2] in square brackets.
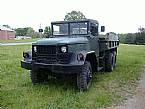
[0, 0, 145, 33]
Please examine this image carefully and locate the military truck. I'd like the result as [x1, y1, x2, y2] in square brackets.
[21, 19, 119, 91]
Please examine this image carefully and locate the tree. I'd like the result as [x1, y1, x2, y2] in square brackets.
[64, 11, 86, 21]
[33, 32, 40, 38]
[138, 27, 145, 33]
[135, 27, 145, 44]
[43, 26, 51, 38]
[15, 27, 39, 38]
[3, 25, 11, 29]
[118, 33, 126, 43]
[124, 33, 136, 44]
[15, 28, 28, 36]
[26, 27, 35, 37]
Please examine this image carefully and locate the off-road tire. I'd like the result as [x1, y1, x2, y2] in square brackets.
[30, 69, 48, 84]
[105, 52, 114, 72]
[77, 61, 92, 91]
[113, 51, 117, 68]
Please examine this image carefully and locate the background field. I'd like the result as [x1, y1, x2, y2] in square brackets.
[0, 44, 145, 109]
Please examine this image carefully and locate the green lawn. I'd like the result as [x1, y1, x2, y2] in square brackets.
[0, 44, 145, 109]
[0, 38, 39, 43]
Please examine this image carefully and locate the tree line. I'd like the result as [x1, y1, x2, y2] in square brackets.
[3, 10, 145, 44]
[119, 27, 145, 45]
[2, 25, 51, 38]
[15, 26, 51, 38]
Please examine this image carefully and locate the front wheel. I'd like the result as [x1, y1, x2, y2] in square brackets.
[77, 61, 92, 91]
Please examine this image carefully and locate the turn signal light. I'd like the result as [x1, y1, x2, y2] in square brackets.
[77, 53, 84, 61]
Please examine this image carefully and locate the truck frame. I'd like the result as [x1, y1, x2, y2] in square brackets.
[21, 19, 119, 91]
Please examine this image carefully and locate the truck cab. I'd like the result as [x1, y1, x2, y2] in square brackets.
[21, 19, 119, 91]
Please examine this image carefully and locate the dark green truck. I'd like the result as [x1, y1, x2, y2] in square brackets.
[21, 19, 119, 91]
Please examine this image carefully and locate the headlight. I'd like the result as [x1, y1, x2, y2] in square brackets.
[34, 46, 37, 52]
[61, 46, 67, 53]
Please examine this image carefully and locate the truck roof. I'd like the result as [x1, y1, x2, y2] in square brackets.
[51, 19, 99, 24]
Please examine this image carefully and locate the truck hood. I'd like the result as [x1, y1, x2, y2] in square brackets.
[33, 37, 88, 45]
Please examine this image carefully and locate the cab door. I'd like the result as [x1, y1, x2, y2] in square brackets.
[89, 23, 99, 57]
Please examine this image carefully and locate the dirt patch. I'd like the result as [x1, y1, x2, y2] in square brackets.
[106, 65, 145, 109]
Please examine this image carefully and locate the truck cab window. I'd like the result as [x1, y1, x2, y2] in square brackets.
[90, 26, 98, 36]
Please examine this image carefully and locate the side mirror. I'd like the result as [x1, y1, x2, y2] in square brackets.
[39, 29, 43, 33]
[101, 26, 105, 32]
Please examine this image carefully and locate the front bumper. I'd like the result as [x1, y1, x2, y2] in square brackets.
[21, 60, 83, 74]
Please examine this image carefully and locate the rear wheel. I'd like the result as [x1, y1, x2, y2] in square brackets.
[105, 52, 114, 72]
[77, 61, 92, 91]
[113, 51, 117, 68]
[30, 69, 48, 84]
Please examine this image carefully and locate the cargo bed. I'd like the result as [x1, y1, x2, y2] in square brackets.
[99, 32, 119, 52]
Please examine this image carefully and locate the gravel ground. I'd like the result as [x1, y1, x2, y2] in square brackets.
[106, 65, 145, 109]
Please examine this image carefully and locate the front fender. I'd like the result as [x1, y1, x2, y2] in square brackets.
[73, 50, 96, 65]
[78, 50, 95, 59]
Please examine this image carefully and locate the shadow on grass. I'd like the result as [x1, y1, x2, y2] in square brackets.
[20, 71, 109, 93]
[20, 75, 78, 92]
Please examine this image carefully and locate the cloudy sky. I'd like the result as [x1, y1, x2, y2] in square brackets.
[0, 0, 145, 33]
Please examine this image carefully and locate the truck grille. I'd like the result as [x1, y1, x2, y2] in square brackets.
[32, 45, 71, 64]
[36, 45, 57, 54]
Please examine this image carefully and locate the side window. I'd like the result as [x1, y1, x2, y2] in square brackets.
[90, 25, 98, 36]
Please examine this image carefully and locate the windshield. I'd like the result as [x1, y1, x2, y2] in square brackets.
[53, 23, 68, 35]
[70, 22, 88, 35]
[52, 22, 88, 36]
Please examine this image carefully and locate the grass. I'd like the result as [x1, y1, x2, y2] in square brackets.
[0, 44, 145, 109]
[0, 39, 39, 43]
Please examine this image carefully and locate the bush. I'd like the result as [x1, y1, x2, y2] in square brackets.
[119, 32, 145, 45]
